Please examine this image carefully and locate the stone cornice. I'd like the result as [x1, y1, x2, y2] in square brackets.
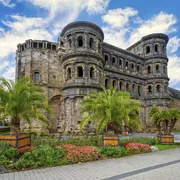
[60, 21, 104, 40]
[102, 42, 145, 62]
[61, 51, 104, 63]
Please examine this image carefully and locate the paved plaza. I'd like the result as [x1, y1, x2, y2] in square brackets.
[0, 148, 180, 180]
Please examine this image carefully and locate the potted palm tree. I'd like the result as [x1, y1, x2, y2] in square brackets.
[80, 86, 141, 146]
[149, 106, 180, 144]
[0, 77, 53, 148]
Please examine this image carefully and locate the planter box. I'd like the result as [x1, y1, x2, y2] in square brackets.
[0, 126, 10, 132]
[158, 135, 174, 145]
[122, 132, 128, 136]
[102, 136, 120, 146]
[0, 133, 31, 148]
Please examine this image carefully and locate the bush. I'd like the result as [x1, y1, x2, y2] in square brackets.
[62, 144, 99, 163]
[123, 142, 152, 155]
[99, 146, 127, 158]
[120, 137, 156, 146]
[32, 136, 102, 147]
[10, 145, 67, 169]
[0, 142, 18, 165]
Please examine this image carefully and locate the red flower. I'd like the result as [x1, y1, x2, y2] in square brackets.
[17, 146, 32, 154]
[123, 142, 151, 155]
[61, 144, 99, 163]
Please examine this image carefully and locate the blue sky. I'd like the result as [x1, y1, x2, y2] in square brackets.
[0, 0, 180, 89]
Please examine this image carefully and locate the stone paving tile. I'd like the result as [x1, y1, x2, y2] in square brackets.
[0, 148, 180, 180]
[123, 163, 180, 180]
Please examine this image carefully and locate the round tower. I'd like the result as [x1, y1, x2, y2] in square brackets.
[141, 33, 171, 125]
[58, 21, 104, 133]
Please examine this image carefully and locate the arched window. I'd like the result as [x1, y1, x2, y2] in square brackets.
[77, 66, 83, 77]
[67, 67, 71, 80]
[90, 67, 95, 78]
[131, 63, 134, 70]
[132, 84, 135, 93]
[137, 65, 140, 72]
[147, 66, 151, 74]
[146, 46, 150, 54]
[105, 79, 109, 89]
[126, 83, 129, 92]
[33, 72, 40, 82]
[112, 80, 116, 87]
[138, 85, 141, 96]
[156, 85, 161, 93]
[77, 36, 83, 47]
[69, 39, 72, 47]
[125, 61, 128, 69]
[89, 38, 94, 49]
[156, 64, 160, 73]
[52, 45, 56, 51]
[155, 44, 159, 52]
[105, 55, 108, 64]
[164, 85, 167, 93]
[112, 57, 116, 65]
[98, 42, 101, 53]
[119, 59, 122, 66]
[148, 86, 152, 93]
[119, 82, 123, 90]
[33, 42, 37, 49]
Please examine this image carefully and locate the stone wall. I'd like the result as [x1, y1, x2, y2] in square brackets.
[15, 21, 179, 134]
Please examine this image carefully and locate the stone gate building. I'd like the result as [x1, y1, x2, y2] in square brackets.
[15, 21, 180, 133]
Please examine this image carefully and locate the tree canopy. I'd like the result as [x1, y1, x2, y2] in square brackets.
[0, 77, 53, 134]
[149, 106, 180, 135]
[80, 86, 141, 134]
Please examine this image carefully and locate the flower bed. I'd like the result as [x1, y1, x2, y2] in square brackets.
[61, 144, 99, 163]
[123, 142, 152, 155]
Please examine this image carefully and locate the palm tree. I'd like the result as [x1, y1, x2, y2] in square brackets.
[0, 77, 53, 134]
[80, 86, 141, 134]
[149, 106, 180, 135]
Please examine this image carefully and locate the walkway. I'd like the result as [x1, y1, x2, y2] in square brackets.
[0, 148, 180, 180]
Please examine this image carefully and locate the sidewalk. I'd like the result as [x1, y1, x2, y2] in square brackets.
[0, 148, 180, 180]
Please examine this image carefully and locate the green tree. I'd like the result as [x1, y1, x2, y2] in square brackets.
[80, 86, 141, 134]
[149, 106, 180, 135]
[0, 77, 53, 134]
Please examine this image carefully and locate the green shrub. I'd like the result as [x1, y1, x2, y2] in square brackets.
[0, 142, 18, 165]
[32, 136, 102, 147]
[99, 146, 127, 158]
[0, 156, 9, 165]
[5, 147, 18, 159]
[120, 137, 156, 146]
[10, 145, 67, 169]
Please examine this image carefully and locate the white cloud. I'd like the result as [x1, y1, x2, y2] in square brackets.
[2, 66, 15, 80]
[102, 7, 139, 48]
[2, 15, 46, 32]
[168, 55, 180, 87]
[102, 7, 138, 29]
[101, 8, 180, 89]
[0, 0, 15, 7]
[129, 12, 177, 44]
[0, 0, 110, 79]
[0, 28, 53, 59]
[167, 36, 180, 54]
[25, 0, 109, 19]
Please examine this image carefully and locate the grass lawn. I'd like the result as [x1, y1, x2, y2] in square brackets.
[172, 129, 180, 133]
[155, 144, 180, 151]
[0, 131, 10, 135]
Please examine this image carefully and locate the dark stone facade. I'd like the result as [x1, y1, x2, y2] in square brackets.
[16, 21, 180, 133]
